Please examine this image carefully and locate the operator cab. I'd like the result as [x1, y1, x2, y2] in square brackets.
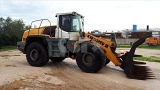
[55, 12, 84, 40]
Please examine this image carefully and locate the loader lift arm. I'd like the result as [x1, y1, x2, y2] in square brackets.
[85, 32, 122, 66]
[84, 32, 154, 80]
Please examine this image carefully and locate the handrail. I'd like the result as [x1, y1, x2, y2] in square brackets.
[28, 19, 51, 36]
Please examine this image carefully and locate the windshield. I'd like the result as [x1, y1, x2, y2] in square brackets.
[59, 15, 83, 32]
[71, 16, 83, 32]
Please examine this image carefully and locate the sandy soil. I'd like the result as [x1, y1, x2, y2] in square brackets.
[0, 49, 160, 90]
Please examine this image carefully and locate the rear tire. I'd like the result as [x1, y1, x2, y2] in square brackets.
[76, 43, 106, 73]
[26, 42, 49, 67]
[50, 57, 65, 62]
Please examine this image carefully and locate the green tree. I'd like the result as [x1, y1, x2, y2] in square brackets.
[0, 17, 26, 47]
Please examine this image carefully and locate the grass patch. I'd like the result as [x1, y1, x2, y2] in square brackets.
[117, 45, 131, 48]
[117, 45, 160, 50]
[0, 46, 17, 52]
[134, 56, 160, 63]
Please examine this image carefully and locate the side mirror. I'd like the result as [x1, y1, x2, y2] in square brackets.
[82, 21, 84, 26]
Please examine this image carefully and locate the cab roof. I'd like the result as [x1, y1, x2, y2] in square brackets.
[55, 11, 84, 18]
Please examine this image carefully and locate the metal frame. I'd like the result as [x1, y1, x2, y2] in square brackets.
[28, 19, 51, 36]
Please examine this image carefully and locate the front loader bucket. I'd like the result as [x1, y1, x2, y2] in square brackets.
[120, 38, 154, 80]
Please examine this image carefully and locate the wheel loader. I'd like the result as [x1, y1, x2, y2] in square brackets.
[146, 37, 160, 46]
[17, 12, 153, 80]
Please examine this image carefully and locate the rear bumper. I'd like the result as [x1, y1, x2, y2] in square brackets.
[17, 41, 26, 53]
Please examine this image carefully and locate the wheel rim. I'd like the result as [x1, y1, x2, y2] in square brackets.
[30, 49, 39, 61]
[82, 53, 95, 66]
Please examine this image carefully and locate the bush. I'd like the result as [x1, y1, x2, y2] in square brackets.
[0, 17, 25, 47]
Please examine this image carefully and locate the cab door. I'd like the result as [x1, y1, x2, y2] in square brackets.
[55, 15, 81, 40]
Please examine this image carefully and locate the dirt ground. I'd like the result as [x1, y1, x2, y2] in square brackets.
[0, 48, 160, 90]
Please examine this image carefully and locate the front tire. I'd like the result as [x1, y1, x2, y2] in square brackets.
[26, 42, 49, 67]
[104, 57, 110, 66]
[76, 43, 106, 73]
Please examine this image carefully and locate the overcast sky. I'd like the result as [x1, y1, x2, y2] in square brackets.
[1, 0, 160, 31]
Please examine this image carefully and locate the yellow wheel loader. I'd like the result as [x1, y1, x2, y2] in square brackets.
[146, 37, 160, 46]
[17, 12, 153, 80]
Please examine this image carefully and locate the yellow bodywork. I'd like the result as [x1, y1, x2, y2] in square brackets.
[22, 26, 56, 42]
[22, 27, 45, 41]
